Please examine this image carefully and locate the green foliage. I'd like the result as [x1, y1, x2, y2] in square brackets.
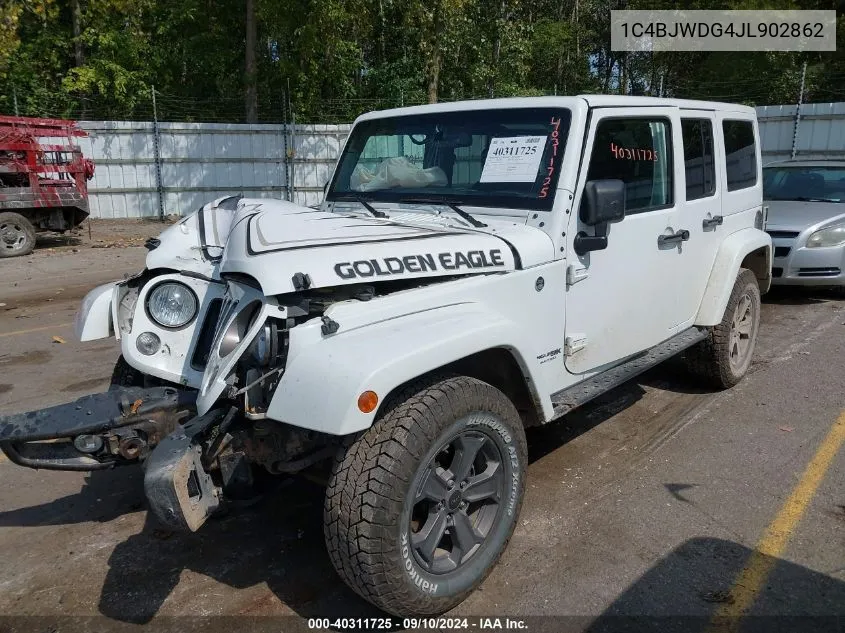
[0, 0, 841, 122]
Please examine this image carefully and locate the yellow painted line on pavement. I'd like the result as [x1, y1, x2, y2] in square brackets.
[0, 322, 72, 339]
[711, 410, 845, 629]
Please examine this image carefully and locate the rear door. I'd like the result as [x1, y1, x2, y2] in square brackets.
[564, 107, 686, 374]
[668, 111, 724, 330]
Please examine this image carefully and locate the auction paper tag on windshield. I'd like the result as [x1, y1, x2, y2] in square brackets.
[480, 136, 546, 183]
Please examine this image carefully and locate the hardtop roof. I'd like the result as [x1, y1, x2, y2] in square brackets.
[354, 95, 757, 123]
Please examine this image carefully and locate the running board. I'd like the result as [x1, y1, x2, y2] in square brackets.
[550, 327, 709, 419]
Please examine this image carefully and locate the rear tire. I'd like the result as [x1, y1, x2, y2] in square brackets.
[0, 212, 36, 258]
[324, 375, 527, 616]
[684, 268, 761, 388]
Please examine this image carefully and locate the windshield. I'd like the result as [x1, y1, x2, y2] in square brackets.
[763, 165, 845, 202]
[327, 107, 571, 211]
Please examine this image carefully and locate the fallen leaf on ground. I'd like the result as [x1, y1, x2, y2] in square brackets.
[779, 426, 794, 432]
[52, 336, 66, 344]
[701, 590, 735, 604]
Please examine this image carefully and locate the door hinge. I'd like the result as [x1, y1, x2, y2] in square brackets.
[564, 334, 588, 356]
[566, 264, 588, 286]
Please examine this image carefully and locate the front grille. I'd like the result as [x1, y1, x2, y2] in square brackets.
[772, 267, 783, 278]
[767, 230, 800, 239]
[798, 267, 841, 277]
[774, 246, 791, 258]
[191, 298, 223, 369]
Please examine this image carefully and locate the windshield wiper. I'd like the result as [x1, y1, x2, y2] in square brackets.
[332, 194, 388, 218]
[397, 197, 487, 228]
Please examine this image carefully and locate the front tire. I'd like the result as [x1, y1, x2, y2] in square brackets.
[684, 268, 761, 388]
[324, 375, 527, 616]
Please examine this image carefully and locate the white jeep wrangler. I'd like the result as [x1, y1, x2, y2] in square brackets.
[0, 96, 771, 616]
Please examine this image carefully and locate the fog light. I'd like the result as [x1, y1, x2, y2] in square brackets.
[73, 434, 103, 454]
[136, 331, 161, 355]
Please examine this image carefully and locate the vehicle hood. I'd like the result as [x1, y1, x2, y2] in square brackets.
[765, 199, 845, 233]
[219, 198, 553, 295]
[145, 195, 241, 278]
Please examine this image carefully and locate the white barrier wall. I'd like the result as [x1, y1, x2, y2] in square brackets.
[77, 121, 351, 218]
[77, 103, 843, 218]
[757, 102, 845, 165]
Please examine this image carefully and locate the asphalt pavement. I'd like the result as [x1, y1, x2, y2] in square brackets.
[0, 244, 843, 631]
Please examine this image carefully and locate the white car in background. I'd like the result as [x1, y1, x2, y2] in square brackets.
[764, 160, 845, 288]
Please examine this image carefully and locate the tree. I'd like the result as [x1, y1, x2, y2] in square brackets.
[0, 0, 842, 122]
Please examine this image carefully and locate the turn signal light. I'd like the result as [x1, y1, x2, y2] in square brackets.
[357, 390, 379, 414]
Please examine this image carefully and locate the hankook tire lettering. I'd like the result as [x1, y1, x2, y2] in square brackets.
[334, 249, 506, 280]
[401, 532, 438, 594]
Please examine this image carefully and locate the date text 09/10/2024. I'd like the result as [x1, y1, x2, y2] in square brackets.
[307, 617, 529, 630]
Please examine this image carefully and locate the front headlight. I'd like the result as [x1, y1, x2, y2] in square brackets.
[147, 282, 198, 328]
[807, 224, 845, 248]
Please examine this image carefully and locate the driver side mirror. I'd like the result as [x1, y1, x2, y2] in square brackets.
[574, 180, 626, 256]
[580, 179, 626, 226]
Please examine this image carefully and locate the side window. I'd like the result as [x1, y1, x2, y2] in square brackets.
[586, 118, 673, 213]
[681, 119, 716, 200]
[723, 120, 757, 191]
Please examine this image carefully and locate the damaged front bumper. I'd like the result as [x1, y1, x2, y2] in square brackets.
[1, 387, 226, 533]
[0, 387, 197, 470]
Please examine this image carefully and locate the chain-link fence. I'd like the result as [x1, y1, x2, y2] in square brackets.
[5, 66, 845, 125]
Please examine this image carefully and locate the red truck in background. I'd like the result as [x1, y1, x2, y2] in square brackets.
[0, 115, 95, 258]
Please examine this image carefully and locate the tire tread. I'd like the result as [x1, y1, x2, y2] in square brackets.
[684, 268, 760, 389]
[324, 375, 526, 615]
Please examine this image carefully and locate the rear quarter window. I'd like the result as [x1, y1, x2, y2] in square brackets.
[723, 120, 757, 191]
[681, 119, 716, 201]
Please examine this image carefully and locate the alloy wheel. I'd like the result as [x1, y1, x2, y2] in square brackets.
[729, 292, 755, 372]
[409, 429, 505, 575]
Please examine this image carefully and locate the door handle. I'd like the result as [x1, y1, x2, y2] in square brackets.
[702, 215, 724, 229]
[657, 230, 690, 247]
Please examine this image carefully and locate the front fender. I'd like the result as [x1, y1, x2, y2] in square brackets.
[266, 302, 544, 436]
[74, 282, 116, 341]
[695, 228, 772, 326]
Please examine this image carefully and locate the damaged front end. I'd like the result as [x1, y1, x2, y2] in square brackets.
[140, 279, 341, 531]
[0, 386, 197, 470]
[0, 193, 525, 535]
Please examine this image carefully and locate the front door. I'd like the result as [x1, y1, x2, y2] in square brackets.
[563, 107, 685, 375]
